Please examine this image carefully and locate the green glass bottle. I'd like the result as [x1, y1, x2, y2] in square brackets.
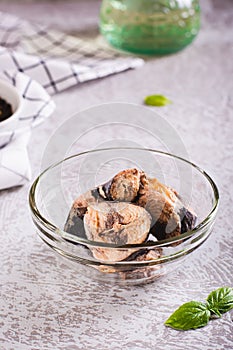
[99, 0, 201, 55]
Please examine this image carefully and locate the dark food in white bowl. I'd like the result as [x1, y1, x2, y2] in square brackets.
[0, 96, 13, 122]
[65, 168, 197, 267]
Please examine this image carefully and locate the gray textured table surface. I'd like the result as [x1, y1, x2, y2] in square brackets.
[0, 1, 233, 349]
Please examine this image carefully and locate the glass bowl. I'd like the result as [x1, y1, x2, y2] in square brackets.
[29, 148, 219, 285]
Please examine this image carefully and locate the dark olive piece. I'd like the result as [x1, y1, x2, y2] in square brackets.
[179, 207, 197, 234]
[97, 180, 113, 200]
[64, 214, 87, 239]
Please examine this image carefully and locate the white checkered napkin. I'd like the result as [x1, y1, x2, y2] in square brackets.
[0, 71, 55, 190]
[0, 11, 144, 95]
[0, 11, 143, 190]
[0, 11, 22, 49]
[0, 130, 31, 190]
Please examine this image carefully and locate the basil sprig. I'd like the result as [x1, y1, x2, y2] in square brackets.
[144, 94, 172, 107]
[165, 301, 211, 331]
[165, 287, 233, 331]
[207, 287, 233, 316]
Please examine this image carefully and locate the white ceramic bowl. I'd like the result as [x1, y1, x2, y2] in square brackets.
[0, 78, 23, 146]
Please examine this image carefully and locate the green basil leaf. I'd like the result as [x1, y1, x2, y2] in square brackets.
[165, 301, 211, 331]
[144, 94, 172, 107]
[206, 287, 233, 315]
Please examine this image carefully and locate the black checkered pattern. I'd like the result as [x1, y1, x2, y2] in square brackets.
[0, 11, 143, 189]
[0, 11, 22, 48]
[0, 11, 143, 95]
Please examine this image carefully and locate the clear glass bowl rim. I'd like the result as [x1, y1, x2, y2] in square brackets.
[29, 147, 219, 249]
